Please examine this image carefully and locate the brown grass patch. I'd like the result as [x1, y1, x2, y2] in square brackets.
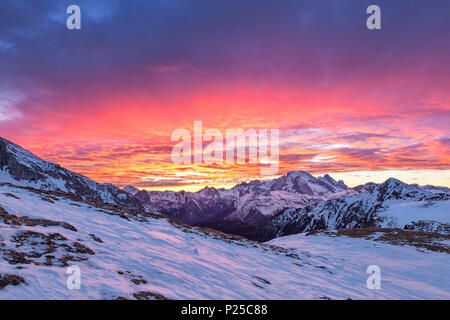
[307, 228, 450, 253]
[0, 204, 77, 231]
[133, 291, 169, 300]
[0, 274, 26, 290]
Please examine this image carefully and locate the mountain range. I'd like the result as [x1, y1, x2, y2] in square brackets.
[218, 177, 450, 241]
[2, 136, 449, 242]
[125, 170, 449, 242]
[126, 171, 351, 225]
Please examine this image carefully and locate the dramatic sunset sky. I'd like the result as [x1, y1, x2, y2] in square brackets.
[0, 0, 449, 191]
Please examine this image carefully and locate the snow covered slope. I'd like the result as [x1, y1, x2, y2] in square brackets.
[269, 230, 450, 299]
[0, 137, 142, 211]
[0, 183, 449, 299]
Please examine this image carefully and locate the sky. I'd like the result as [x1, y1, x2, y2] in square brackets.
[0, 0, 449, 191]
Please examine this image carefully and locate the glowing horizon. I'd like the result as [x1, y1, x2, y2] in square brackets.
[128, 170, 450, 193]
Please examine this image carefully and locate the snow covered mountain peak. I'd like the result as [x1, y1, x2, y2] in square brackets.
[372, 177, 436, 201]
[123, 185, 140, 196]
[196, 186, 220, 197]
[229, 171, 348, 196]
[267, 171, 348, 195]
[0, 137, 143, 211]
[286, 170, 314, 179]
[318, 174, 347, 189]
[1, 137, 60, 181]
[380, 177, 410, 190]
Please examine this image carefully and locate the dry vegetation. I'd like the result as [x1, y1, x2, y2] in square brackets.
[307, 228, 450, 253]
[0, 274, 26, 290]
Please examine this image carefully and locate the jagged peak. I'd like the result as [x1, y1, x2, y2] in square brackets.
[317, 174, 348, 190]
[0, 136, 59, 172]
[0, 136, 13, 144]
[0, 136, 143, 211]
[286, 171, 314, 179]
[198, 186, 218, 194]
[380, 177, 410, 189]
[384, 177, 403, 184]
[371, 177, 439, 202]
[123, 185, 140, 195]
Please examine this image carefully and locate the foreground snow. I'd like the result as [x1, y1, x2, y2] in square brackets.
[380, 199, 450, 227]
[269, 232, 450, 299]
[0, 184, 448, 299]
